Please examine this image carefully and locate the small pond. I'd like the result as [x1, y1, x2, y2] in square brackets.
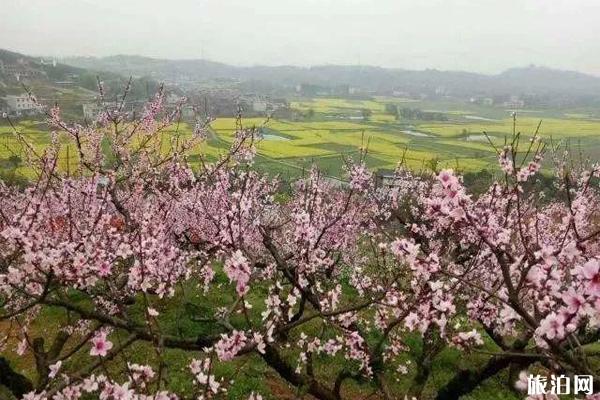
[263, 134, 291, 141]
[464, 134, 489, 142]
[464, 115, 500, 122]
[402, 130, 431, 137]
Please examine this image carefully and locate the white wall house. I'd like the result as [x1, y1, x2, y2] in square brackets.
[4, 94, 42, 114]
[252, 100, 268, 113]
[82, 103, 103, 120]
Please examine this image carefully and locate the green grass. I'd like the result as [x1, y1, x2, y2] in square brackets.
[419, 117, 600, 139]
[1, 269, 528, 400]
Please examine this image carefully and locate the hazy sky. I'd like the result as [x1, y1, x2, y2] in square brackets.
[2, 0, 600, 75]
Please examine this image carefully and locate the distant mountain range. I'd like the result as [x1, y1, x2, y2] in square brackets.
[3, 48, 600, 109]
[61, 54, 600, 104]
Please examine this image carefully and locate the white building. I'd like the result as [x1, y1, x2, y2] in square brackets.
[504, 96, 525, 109]
[182, 106, 195, 118]
[252, 100, 268, 113]
[4, 94, 42, 114]
[82, 103, 103, 120]
[166, 93, 184, 105]
[374, 169, 399, 189]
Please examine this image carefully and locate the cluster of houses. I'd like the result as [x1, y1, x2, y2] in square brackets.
[0, 57, 77, 117]
[469, 95, 526, 109]
[0, 90, 290, 121]
[183, 90, 289, 118]
[244, 95, 289, 115]
[0, 59, 48, 82]
[76, 91, 290, 122]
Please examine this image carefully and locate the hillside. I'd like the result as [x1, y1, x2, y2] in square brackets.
[62, 54, 600, 106]
[0, 49, 159, 118]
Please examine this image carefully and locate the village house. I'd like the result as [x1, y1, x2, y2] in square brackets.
[0, 59, 46, 81]
[4, 94, 42, 115]
[82, 103, 103, 120]
[252, 99, 268, 113]
[374, 169, 398, 189]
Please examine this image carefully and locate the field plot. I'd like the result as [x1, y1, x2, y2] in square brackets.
[258, 97, 600, 176]
[0, 121, 81, 178]
[3, 97, 600, 180]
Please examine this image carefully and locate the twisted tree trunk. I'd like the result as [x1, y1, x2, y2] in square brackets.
[0, 356, 33, 399]
[435, 355, 536, 400]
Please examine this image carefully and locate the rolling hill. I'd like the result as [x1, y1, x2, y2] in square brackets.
[62, 54, 600, 106]
[0, 49, 159, 118]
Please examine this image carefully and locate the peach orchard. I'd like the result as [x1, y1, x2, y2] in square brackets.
[1, 90, 600, 400]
